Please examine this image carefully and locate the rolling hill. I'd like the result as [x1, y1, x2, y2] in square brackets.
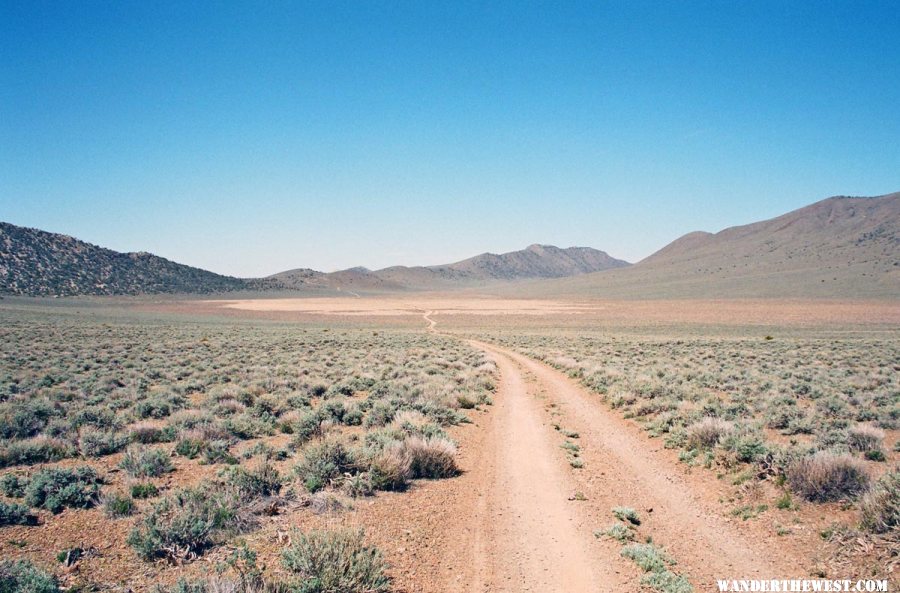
[511, 192, 900, 299]
[5, 191, 896, 299]
[0, 221, 628, 297]
[270, 244, 631, 291]
[0, 222, 253, 296]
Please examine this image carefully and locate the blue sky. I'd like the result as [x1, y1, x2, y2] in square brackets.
[2, 1, 898, 276]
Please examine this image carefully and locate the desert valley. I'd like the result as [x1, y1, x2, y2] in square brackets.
[3, 3, 899, 590]
[1, 192, 898, 592]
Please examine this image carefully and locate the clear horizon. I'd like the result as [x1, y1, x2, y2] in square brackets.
[2, 2, 899, 276]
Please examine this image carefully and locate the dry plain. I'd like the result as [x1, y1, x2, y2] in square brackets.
[1, 294, 898, 592]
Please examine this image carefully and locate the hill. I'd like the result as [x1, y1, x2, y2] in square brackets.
[268, 266, 408, 293]
[0, 222, 252, 296]
[0, 221, 628, 297]
[8, 191, 895, 299]
[271, 244, 630, 291]
[511, 192, 900, 299]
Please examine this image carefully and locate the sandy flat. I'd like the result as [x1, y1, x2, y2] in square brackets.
[206, 297, 596, 316]
[201, 296, 900, 325]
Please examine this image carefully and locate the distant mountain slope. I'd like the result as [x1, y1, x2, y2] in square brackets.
[0, 220, 628, 297]
[11, 190, 892, 299]
[0, 222, 251, 296]
[511, 192, 900, 299]
[439, 244, 628, 280]
[271, 244, 630, 291]
[268, 266, 408, 292]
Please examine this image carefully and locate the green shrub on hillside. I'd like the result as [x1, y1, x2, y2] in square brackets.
[0, 559, 59, 593]
[24, 467, 102, 513]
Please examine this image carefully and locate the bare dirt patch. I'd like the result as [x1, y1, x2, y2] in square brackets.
[201, 296, 900, 326]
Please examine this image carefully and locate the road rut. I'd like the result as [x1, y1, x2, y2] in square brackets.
[418, 311, 800, 592]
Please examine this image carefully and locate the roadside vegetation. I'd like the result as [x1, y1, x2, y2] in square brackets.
[598, 507, 693, 593]
[484, 329, 898, 581]
[0, 309, 495, 590]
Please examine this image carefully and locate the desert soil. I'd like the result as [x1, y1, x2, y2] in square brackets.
[366, 311, 800, 592]
[200, 296, 900, 326]
[152, 297, 893, 591]
[13, 296, 891, 591]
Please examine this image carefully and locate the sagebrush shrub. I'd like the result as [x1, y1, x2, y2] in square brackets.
[0, 473, 27, 497]
[78, 429, 128, 458]
[620, 543, 693, 593]
[280, 528, 391, 593]
[128, 423, 174, 444]
[0, 437, 73, 468]
[612, 506, 641, 525]
[364, 402, 396, 428]
[0, 400, 55, 439]
[202, 440, 237, 465]
[642, 569, 694, 593]
[172, 425, 233, 459]
[600, 522, 634, 542]
[343, 405, 364, 426]
[0, 559, 59, 593]
[0, 501, 36, 526]
[765, 396, 802, 430]
[224, 414, 273, 440]
[149, 576, 270, 593]
[225, 461, 282, 500]
[103, 492, 135, 518]
[128, 485, 243, 561]
[621, 543, 670, 572]
[174, 435, 205, 459]
[290, 410, 326, 446]
[294, 440, 355, 493]
[343, 472, 375, 498]
[24, 466, 102, 513]
[134, 396, 180, 420]
[724, 432, 768, 463]
[71, 406, 119, 431]
[120, 445, 173, 478]
[130, 482, 159, 499]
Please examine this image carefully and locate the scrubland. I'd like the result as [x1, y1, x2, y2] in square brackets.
[478, 328, 899, 579]
[2, 296, 898, 592]
[0, 306, 495, 592]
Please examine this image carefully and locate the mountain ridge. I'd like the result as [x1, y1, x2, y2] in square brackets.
[0, 221, 628, 296]
[504, 192, 900, 299]
[268, 244, 630, 291]
[3, 191, 897, 298]
[0, 222, 255, 296]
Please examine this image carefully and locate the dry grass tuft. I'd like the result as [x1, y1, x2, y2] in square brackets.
[848, 424, 886, 453]
[686, 417, 733, 449]
[368, 447, 412, 492]
[787, 451, 870, 502]
[401, 436, 459, 479]
[860, 468, 899, 534]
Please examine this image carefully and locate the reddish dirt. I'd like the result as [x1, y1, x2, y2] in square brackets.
[471, 341, 803, 589]
[135, 296, 900, 329]
[370, 316, 811, 592]
[4, 298, 895, 591]
[452, 339, 626, 592]
[415, 310, 810, 591]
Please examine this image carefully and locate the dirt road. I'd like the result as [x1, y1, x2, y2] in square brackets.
[415, 311, 800, 592]
[453, 339, 628, 592]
